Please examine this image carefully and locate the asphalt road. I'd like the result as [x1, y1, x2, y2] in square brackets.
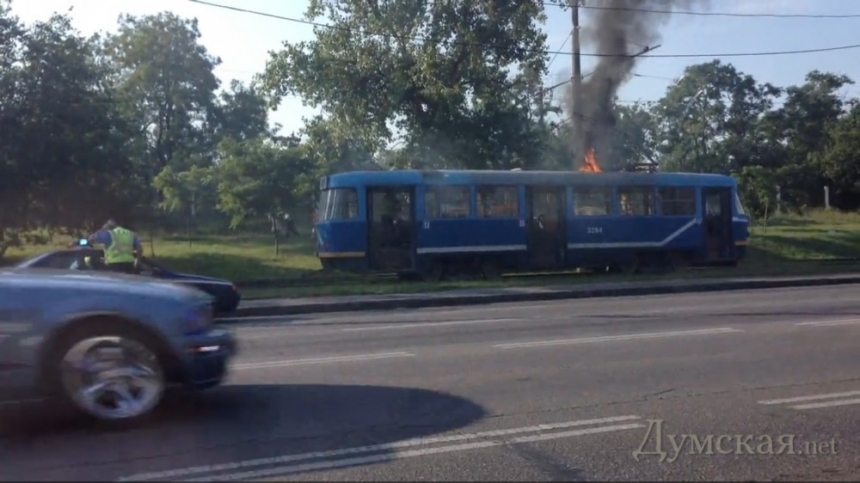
[2, 285, 860, 481]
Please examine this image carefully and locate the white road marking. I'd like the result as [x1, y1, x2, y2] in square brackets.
[227, 301, 860, 332]
[189, 424, 645, 482]
[341, 318, 522, 332]
[492, 327, 743, 349]
[795, 318, 860, 327]
[791, 398, 860, 410]
[232, 352, 414, 370]
[758, 390, 860, 405]
[225, 293, 843, 326]
[117, 415, 642, 482]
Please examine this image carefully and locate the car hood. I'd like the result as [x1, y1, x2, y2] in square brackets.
[0, 268, 212, 302]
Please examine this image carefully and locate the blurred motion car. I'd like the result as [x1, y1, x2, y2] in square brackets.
[0, 268, 236, 425]
[15, 241, 241, 314]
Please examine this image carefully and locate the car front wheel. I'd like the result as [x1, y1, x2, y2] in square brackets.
[53, 328, 166, 424]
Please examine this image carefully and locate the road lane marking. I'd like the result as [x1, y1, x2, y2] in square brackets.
[791, 398, 860, 410]
[185, 424, 645, 482]
[758, 390, 860, 405]
[492, 327, 743, 349]
[341, 318, 523, 332]
[225, 303, 860, 330]
[232, 352, 414, 370]
[795, 318, 860, 327]
[117, 415, 642, 482]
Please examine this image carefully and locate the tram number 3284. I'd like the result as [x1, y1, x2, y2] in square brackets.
[587, 227, 603, 234]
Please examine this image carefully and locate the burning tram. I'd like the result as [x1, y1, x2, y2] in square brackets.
[313, 163, 750, 279]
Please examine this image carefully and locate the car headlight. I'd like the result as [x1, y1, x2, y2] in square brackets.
[183, 303, 213, 334]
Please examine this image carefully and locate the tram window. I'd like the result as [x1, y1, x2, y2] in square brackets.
[659, 187, 696, 216]
[477, 186, 518, 218]
[734, 192, 747, 215]
[573, 186, 612, 216]
[370, 189, 412, 222]
[617, 186, 655, 216]
[705, 193, 722, 216]
[395, 191, 413, 220]
[322, 188, 358, 220]
[425, 186, 471, 219]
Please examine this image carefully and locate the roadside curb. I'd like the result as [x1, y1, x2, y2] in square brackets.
[222, 274, 860, 320]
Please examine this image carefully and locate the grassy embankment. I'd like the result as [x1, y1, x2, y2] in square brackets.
[4, 209, 860, 299]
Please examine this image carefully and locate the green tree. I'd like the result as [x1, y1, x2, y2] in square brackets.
[213, 137, 314, 229]
[736, 165, 777, 221]
[0, 2, 26, 255]
[817, 101, 860, 209]
[260, 0, 549, 170]
[152, 164, 216, 217]
[212, 79, 271, 142]
[0, 11, 141, 257]
[301, 115, 377, 174]
[767, 71, 854, 209]
[653, 60, 780, 173]
[605, 101, 658, 171]
[104, 12, 221, 177]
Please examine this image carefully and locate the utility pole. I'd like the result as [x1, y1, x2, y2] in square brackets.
[571, 0, 583, 165]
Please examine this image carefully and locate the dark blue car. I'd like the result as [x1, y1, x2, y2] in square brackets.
[15, 246, 242, 314]
[0, 269, 237, 425]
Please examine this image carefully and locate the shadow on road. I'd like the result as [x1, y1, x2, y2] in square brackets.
[0, 384, 487, 480]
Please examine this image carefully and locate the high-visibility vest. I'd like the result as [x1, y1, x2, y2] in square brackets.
[104, 227, 136, 264]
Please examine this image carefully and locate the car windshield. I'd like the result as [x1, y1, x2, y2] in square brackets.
[16, 251, 87, 269]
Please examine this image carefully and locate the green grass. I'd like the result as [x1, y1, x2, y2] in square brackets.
[748, 209, 860, 263]
[5, 208, 860, 300]
[2, 232, 324, 282]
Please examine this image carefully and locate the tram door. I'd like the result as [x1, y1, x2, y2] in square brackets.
[526, 187, 566, 270]
[367, 186, 416, 271]
[702, 187, 735, 262]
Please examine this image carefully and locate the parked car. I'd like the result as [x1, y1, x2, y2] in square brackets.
[15, 242, 241, 314]
[0, 268, 237, 425]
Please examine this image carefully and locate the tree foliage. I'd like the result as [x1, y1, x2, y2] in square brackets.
[214, 137, 314, 229]
[260, 0, 549, 169]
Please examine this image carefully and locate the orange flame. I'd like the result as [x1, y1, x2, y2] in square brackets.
[579, 148, 602, 173]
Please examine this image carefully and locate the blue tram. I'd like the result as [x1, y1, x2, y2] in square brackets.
[314, 170, 750, 277]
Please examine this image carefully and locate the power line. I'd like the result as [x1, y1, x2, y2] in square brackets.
[188, 0, 346, 29]
[188, 0, 860, 58]
[547, 31, 572, 69]
[612, 43, 860, 58]
[544, 1, 860, 19]
[633, 73, 676, 81]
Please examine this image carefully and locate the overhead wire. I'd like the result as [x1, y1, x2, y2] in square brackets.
[544, 1, 860, 19]
[547, 31, 572, 69]
[188, 0, 853, 131]
[187, 0, 860, 58]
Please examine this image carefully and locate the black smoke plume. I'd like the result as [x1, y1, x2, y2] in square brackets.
[570, 0, 708, 169]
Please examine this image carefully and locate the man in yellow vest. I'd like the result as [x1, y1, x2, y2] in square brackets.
[87, 219, 142, 274]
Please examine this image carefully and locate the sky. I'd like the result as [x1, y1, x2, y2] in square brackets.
[9, 0, 860, 137]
